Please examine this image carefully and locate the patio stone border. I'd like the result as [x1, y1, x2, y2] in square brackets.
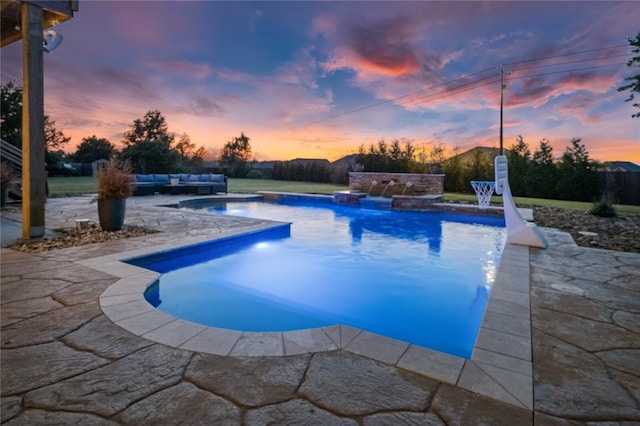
[90, 216, 534, 410]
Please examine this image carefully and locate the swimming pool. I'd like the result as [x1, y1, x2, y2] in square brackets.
[134, 199, 506, 358]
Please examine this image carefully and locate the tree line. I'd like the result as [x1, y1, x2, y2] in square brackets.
[1, 82, 208, 173]
[354, 136, 606, 202]
[356, 139, 415, 173]
[1, 81, 262, 175]
[504, 136, 601, 201]
[1, 81, 288, 180]
[272, 161, 332, 183]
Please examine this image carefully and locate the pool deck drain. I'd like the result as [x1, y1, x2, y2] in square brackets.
[2, 194, 639, 424]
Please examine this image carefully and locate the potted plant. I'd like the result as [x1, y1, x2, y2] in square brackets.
[96, 157, 134, 231]
[1, 161, 15, 208]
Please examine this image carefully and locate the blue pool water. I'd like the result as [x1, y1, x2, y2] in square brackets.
[134, 200, 506, 358]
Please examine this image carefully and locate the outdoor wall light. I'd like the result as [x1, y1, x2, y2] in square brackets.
[43, 29, 63, 53]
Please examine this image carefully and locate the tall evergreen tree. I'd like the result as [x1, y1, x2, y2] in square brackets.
[526, 138, 557, 198]
[556, 138, 600, 201]
[507, 136, 531, 196]
[443, 146, 464, 192]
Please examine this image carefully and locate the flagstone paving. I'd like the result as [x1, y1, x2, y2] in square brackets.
[1, 195, 639, 424]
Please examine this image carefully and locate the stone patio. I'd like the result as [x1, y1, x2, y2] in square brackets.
[1, 195, 638, 424]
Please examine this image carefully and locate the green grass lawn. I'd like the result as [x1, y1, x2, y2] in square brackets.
[48, 176, 97, 196]
[47, 176, 640, 215]
[228, 179, 348, 195]
[444, 192, 640, 216]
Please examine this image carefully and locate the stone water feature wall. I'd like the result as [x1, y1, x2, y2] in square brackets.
[348, 172, 444, 197]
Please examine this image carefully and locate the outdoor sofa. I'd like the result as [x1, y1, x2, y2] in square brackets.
[132, 173, 227, 196]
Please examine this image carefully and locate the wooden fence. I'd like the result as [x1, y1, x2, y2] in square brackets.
[598, 171, 640, 206]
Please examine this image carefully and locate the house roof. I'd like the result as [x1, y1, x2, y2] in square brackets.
[604, 161, 640, 172]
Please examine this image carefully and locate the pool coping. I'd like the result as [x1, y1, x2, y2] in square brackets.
[88, 205, 533, 410]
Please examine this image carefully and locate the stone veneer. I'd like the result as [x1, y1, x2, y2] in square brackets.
[349, 172, 444, 197]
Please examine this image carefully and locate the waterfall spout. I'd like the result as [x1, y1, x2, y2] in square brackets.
[402, 181, 414, 195]
[367, 180, 378, 195]
[381, 180, 396, 197]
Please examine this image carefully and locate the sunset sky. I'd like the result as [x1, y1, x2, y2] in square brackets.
[1, 1, 639, 163]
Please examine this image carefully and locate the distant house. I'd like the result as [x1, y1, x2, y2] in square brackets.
[289, 158, 331, 167]
[331, 154, 360, 169]
[443, 146, 504, 164]
[603, 161, 640, 172]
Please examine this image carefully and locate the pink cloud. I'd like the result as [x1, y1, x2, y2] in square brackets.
[310, 14, 338, 38]
[214, 69, 257, 83]
[173, 95, 226, 118]
[146, 60, 213, 80]
[489, 120, 521, 131]
[275, 47, 320, 89]
[345, 16, 426, 77]
[506, 70, 619, 109]
[555, 93, 605, 124]
[90, 2, 195, 51]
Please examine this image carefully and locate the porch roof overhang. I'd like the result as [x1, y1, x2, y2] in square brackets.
[1, 0, 78, 48]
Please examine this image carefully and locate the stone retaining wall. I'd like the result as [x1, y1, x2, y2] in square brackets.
[393, 200, 504, 216]
[349, 172, 444, 197]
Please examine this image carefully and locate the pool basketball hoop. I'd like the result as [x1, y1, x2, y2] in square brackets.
[470, 181, 495, 209]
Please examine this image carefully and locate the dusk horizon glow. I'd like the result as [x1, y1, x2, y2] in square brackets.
[1, 1, 638, 164]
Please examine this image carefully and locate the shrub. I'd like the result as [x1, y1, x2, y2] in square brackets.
[0, 161, 14, 190]
[97, 158, 134, 199]
[246, 169, 263, 179]
[589, 196, 617, 218]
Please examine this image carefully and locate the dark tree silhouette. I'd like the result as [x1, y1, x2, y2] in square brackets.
[618, 32, 640, 118]
[219, 132, 253, 178]
[73, 136, 116, 163]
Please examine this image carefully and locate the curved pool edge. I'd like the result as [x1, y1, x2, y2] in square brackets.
[86, 223, 533, 410]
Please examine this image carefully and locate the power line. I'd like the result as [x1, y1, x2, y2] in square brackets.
[306, 67, 496, 125]
[511, 53, 629, 72]
[397, 73, 498, 107]
[392, 60, 623, 108]
[370, 60, 622, 111]
[406, 78, 500, 108]
[301, 43, 629, 126]
[502, 43, 628, 67]
[508, 62, 625, 81]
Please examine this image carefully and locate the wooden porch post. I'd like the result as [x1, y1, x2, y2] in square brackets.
[21, 1, 47, 238]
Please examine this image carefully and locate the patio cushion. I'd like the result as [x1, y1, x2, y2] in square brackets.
[154, 174, 170, 184]
[171, 173, 190, 183]
[136, 174, 154, 182]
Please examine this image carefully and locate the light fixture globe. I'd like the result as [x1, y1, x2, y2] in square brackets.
[43, 29, 63, 53]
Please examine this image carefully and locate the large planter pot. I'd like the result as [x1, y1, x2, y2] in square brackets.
[97, 198, 127, 231]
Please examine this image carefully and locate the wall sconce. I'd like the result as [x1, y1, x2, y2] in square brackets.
[43, 29, 63, 53]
